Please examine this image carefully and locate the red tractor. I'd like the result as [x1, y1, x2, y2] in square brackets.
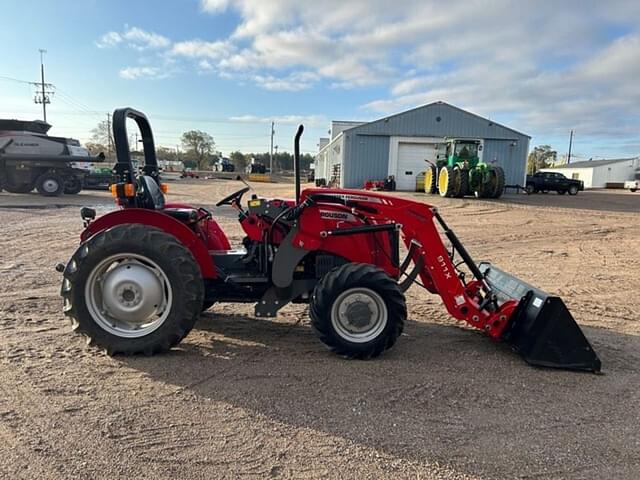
[59, 108, 600, 372]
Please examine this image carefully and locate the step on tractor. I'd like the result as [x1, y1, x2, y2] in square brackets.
[424, 139, 505, 199]
[58, 108, 600, 372]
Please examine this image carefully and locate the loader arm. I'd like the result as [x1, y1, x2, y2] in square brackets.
[296, 188, 600, 372]
[297, 189, 515, 338]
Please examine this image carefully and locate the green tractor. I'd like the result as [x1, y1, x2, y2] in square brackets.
[424, 139, 505, 199]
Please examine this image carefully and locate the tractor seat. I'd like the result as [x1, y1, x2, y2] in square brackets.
[163, 208, 198, 222]
[137, 175, 165, 210]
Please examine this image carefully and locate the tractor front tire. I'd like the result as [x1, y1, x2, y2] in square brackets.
[2, 181, 34, 194]
[424, 165, 438, 194]
[438, 166, 457, 197]
[310, 263, 406, 359]
[36, 172, 65, 196]
[61, 224, 204, 355]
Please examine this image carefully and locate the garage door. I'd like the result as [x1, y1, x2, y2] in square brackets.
[396, 142, 437, 190]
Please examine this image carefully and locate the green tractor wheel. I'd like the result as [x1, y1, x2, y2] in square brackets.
[454, 167, 469, 198]
[424, 165, 438, 194]
[490, 166, 505, 198]
[438, 166, 457, 197]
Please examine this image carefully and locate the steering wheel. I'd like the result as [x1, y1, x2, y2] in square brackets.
[216, 187, 250, 207]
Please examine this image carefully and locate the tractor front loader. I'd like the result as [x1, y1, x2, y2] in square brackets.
[58, 108, 600, 372]
[425, 138, 505, 199]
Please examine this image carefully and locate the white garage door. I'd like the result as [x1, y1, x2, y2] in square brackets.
[396, 142, 437, 191]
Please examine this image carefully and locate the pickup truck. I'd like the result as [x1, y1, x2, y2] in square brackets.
[624, 180, 639, 192]
[525, 171, 584, 195]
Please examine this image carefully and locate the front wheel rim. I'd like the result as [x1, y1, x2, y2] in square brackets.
[331, 287, 388, 343]
[85, 253, 173, 338]
[439, 169, 449, 195]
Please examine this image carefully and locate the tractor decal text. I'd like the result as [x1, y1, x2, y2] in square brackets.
[319, 210, 357, 222]
[437, 255, 453, 280]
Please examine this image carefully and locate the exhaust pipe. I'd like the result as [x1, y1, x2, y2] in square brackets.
[479, 263, 601, 372]
[294, 124, 304, 205]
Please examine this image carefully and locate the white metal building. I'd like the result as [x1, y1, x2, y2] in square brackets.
[542, 157, 640, 188]
[314, 102, 530, 190]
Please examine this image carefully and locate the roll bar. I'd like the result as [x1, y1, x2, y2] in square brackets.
[112, 107, 159, 184]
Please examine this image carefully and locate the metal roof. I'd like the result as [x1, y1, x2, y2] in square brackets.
[344, 101, 531, 139]
[548, 157, 638, 169]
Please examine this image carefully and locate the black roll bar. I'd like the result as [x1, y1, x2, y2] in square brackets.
[112, 107, 159, 184]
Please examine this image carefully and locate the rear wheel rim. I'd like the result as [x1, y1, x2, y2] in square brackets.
[42, 178, 60, 193]
[85, 253, 172, 338]
[425, 169, 433, 191]
[331, 287, 387, 343]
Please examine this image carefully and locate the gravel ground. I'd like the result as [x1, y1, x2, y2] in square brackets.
[0, 182, 638, 479]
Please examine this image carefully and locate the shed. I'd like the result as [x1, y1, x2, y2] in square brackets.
[542, 157, 640, 188]
[315, 101, 530, 190]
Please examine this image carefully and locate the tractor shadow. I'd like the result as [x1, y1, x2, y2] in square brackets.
[122, 312, 640, 478]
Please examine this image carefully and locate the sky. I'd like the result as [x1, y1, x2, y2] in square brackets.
[0, 0, 639, 159]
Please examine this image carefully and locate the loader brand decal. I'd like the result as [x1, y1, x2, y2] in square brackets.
[319, 209, 357, 222]
[437, 255, 453, 279]
[324, 193, 383, 204]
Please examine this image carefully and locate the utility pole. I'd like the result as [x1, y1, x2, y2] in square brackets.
[567, 130, 574, 165]
[34, 49, 53, 123]
[270, 121, 275, 174]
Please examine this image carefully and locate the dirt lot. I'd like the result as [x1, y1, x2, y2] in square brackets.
[0, 181, 639, 479]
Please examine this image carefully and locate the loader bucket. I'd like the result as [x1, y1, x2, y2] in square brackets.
[479, 263, 601, 373]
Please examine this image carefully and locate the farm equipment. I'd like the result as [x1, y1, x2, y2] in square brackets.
[58, 108, 600, 372]
[0, 119, 104, 196]
[215, 157, 235, 172]
[425, 138, 505, 199]
[363, 176, 396, 191]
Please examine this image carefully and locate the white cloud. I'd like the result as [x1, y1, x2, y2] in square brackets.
[97, 26, 169, 50]
[229, 114, 328, 127]
[119, 66, 167, 80]
[98, 2, 640, 146]
[200, 0, 230, 12]
[170, 39, 233, 60]
[96, 31, 122, 48]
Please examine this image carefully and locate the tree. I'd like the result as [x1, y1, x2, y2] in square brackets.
[85, 142, 107, 156]
[181, 130, 215, 170]
[90, 120, 114, 157]
[156, 146, 178, 162]
[230, 151, 248, 171]
[527, 145, 557, 174]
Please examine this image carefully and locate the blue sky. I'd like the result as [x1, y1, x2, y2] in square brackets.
[1, 0, 639, 159]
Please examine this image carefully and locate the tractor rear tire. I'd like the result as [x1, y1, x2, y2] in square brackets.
[490, 167, 505, 198]
[438, 166, 457, 197]
[424, 165, 437, 194]
[64, 175, 83, 195]
[310, 263, 406, 359]
[61, 224, 204, 355]
[36, 172, 65, 197]
[455, 167, 469, 198]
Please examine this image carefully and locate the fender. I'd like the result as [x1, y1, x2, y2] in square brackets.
[80, 208, 217, 278]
